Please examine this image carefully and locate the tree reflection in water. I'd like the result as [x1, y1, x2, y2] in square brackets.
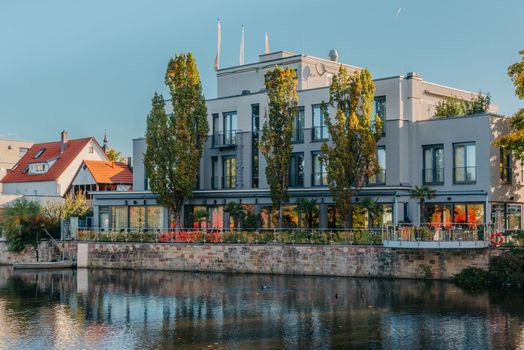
[0, 267, 523, 349]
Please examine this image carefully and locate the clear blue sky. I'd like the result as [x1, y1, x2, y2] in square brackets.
[1, 0, 522, 155]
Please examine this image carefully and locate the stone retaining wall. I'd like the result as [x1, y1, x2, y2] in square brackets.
[81, 243, 502, 280]
[0, 241, 77, 265]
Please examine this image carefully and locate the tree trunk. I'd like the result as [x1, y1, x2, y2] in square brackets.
[419, 199, 425, 226]
[278, 205, 283, 230]
[345, 201, 353, 229]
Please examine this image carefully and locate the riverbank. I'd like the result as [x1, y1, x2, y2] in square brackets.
[0, 241, 502, 280]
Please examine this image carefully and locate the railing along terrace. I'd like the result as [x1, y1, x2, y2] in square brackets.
[385, 223, 491, 242]
[77, 227, 387, 245]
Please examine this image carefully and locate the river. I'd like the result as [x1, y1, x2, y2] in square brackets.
[0, 267, 522, 349]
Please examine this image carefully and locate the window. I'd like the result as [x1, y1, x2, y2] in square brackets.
[500, 147, 512, 183]
[373, 96, 386, 135]
[251, 104, 260, 188]
[130, 207, 146, 230]
[292, 107, 304, 143]
[223, 156, 236, 189]
[223, 111, 237, 145]
[312, 152, 327, 186]
[423, 145, 444, 185]
[146, 206, 164, 230]
[507, 204, 522, 231]
[88, 146, 94, 154]
[368, 146, 386, 185]
[111, 206, 128, 231]
[427, 203, 484, 225]
[212, 113, 219, 147]
[312, 104, 328, 141]
[453, 142, 476, 183]
[289, 153, 304, 187]
[19, 147, 28, 157]
[211, 157, 218, 189]
[33, 148, 46, 159]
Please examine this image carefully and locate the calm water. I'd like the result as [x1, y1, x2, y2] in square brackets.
[0, 267, 523, 350]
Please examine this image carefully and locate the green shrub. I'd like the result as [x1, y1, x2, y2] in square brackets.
[452, 267, 492, 289]
[1, 199, 50, 252]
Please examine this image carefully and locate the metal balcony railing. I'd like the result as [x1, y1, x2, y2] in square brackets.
[422, 168, 444, 185]
[311, 172, 328, 186]
[291, 128, 304, 143]
[368, 169, 386, 185]
[311, 126, 328, 141]
[222, 175, 236, 189]
[289, 172, 304, 187]
[212, 130, 238, 148]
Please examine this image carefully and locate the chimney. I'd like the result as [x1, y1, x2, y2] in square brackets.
[60, 130, 68, 153]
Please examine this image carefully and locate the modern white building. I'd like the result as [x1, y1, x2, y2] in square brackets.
[91, 51, 522, 232]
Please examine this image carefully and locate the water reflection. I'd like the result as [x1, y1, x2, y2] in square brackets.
[0, 267, 523, 349]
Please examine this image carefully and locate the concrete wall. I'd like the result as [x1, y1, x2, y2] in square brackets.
[81, 242, 500, 280]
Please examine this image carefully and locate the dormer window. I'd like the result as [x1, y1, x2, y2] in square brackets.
[29, 162, 49, 174]
[33, 148, 46, 159]
[35, 164, 46, 173]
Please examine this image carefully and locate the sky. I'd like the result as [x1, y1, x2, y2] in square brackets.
[1, 0, 522, 155]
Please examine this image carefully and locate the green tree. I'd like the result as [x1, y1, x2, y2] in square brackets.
[296, 199, 319, 229]
[495, 51, 524, 159]
[409, 185, 436, 225]
[360, 197, 384, 227]
[320, 66, 382, 228]
[225, 202, 245, 229]
[1, 199, 48, 252]
[43, 190, 89, 222]
[105, 148, 126, 162]
[260, 67, 298, 229]
[144, 53, 209, 230]
[434, 92, 490, 118]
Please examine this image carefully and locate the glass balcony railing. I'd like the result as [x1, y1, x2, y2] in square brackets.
[422, 168, 444, 185]
[291, 128, 304, 143]
[222, 176, 236, 189]
[312, 172, 328, 186]
[289, 172, 304, 187]
[368, 169, 386, 185]
[212, 130, 238, 148]
[454, 166, 476, 183]
[312, 126, 328, 141]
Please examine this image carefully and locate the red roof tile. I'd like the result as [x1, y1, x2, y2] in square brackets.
[83, 160, 133, 184]
[1, 138, 93, 183]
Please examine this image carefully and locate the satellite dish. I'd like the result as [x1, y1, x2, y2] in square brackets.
[316, 62, 326, 76]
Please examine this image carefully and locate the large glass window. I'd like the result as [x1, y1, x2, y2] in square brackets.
[99, 206, 110, 231]
[223, 111, 237, 145]
[289, 153, 304, 187]
[212, 113, 219, 147]
[111, 207, 128, 231]
[372, 96, 386, 135]
[368, 146, 386, 185]
[328, 206, 345, 229]
[312, 152, 327, 186]
[292, 107, 304, 143]
[426, 204, 452, 225]
[223, 156, 236, 189]
[312, 104, 328, 141]
[423, 145, 444, 185]
[507, 204, 522, 231]
[454, 143, 476, 183]
[129, 206, 146, 230]
[500, 147, 512, 183]
[352, 206, 369, 229]
[146, 206, 164, 230]
[211, 157, 218, 189]
[260, 207, 279, 228]
[252, 104, 260, 188]
[372, 204, 393, 228]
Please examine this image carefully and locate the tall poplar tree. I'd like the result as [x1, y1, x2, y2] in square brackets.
[144, 53, 209, 229]
[321, 66, 382, 228]
[495, 51, 524, 159]
[260, 67, 298, 228]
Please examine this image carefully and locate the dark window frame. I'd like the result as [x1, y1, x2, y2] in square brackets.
[453, 142, 476, 184]
[222, 155, 236, 189]
[311, 151, 326, 186]
[311, 104, 328, 142]
[289, 152, 305, 187]
[500, 147, 512, 184]
[368, 146, 386, 186]
[422, 144, 445, 185]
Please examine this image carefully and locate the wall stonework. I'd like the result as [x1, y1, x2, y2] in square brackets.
[0, 241, 77, 265]
[85, 243, 502, 280]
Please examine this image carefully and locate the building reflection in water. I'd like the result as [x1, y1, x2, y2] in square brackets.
[0, 267, 523, 349]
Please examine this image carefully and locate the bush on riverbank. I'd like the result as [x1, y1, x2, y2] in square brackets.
[453, 249, 524, 289]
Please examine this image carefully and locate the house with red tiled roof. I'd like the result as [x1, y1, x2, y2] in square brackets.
[0, 131, 108, 201]
[70, 160, 132, 199]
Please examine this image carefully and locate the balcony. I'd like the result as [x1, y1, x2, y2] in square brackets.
[289, 172, 304, 187]
[210, 176, 219, 190]
[291, 128, 304, 143]
[453, 166, 476, 184]
[212, 130, 238, 149]
[422, 168, 444, 185]
[311, 172, 328, 186]
[311, 126, 328, 141]
[368, 169, 386, 186]
[222, 175, 237, 189]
